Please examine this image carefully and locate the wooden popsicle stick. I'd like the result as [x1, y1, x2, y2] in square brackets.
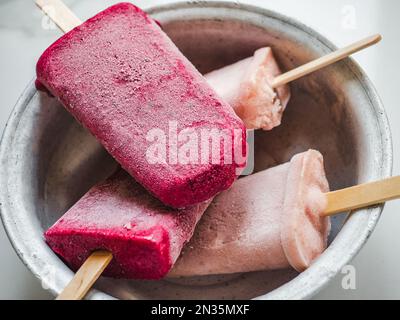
[36, 0, 82, 32]
[322, 176, 400, 217]
[271, 34, 382, 88]
[56, 251, 113, 300]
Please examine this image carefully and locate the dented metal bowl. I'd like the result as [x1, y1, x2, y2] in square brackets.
[0, 1, 392, 299]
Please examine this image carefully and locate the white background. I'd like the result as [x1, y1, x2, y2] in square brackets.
[0, 0, 399, 299]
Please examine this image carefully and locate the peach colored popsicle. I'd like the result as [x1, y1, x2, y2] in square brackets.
[205, 47, 291, 130]
[169, 150, 330, 277]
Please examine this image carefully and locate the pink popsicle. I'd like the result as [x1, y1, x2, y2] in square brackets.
[45, 170, 210, 280]
[36, 3, 246, 208]
[205, 47, 291, 131]
[169, 150, 330, 277]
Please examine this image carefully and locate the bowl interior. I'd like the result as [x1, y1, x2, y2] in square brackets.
[42, 17, 356, 299]
[0, 3, 390, 300]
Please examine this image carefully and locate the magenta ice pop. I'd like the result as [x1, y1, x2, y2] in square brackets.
[205, 47, 291, 130]
[36, 3, 246, 208]
[169, 150, 330, 277]
[45, 170, 211, 279]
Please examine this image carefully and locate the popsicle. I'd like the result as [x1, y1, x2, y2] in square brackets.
[45, 170, 211, 280]
[205, 33, 383, 129]
[169, 149, 330, 277]
[36, 2, 247, 208]
[205, 47, 291, 130]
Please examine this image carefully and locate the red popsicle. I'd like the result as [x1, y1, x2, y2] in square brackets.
[36, 3, 246, 208]
[45, 170, 210, 279]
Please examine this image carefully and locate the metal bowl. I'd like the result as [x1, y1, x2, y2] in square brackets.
[0, 1, 392, 300]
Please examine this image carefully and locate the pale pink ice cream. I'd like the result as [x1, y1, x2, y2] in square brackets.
[169, 150, 330, 277]
[205, 47, 291, 131]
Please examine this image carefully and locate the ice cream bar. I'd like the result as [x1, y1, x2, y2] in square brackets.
[169, 150, 330, 277]
[205, 47, 291, 130]
[45, 170, 210, 280]
[36, 3, 246, 208]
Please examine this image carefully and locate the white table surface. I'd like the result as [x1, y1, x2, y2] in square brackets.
[0, 0, 399, 300]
